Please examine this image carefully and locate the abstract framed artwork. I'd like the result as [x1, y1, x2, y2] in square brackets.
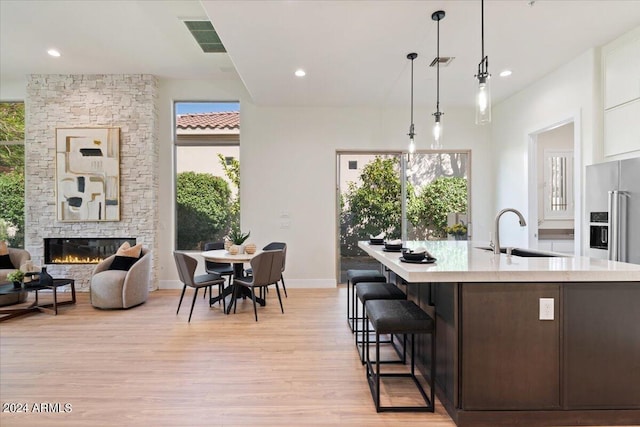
[55, 127, 120, 221]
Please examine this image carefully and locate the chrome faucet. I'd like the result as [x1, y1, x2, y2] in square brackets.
[494, 208, 527, 254]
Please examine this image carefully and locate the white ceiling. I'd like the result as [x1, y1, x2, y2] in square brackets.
[2, 0, 640, 109]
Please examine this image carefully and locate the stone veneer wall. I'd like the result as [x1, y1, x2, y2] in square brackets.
[25, 74, 159, 290]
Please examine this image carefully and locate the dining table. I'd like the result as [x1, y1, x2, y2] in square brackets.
[201, 249, 262, 314]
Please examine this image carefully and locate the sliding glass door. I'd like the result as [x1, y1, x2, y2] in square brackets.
[337, 150, 470, 283]
[337, 153, 402, 283]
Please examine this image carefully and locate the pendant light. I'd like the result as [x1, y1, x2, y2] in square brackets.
[431, 10, 445, 149]
[407, 52, 418, 154]
[475, 0, 491, 124]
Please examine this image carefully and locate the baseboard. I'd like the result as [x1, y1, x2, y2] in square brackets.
[284, 279, 336, 288]
[158, 278, 336, 290]
[158, 280, 184, 290]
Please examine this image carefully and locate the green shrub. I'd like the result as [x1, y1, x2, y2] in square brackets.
[341, 156, 413, 254]
[0, 171, 25, 247]
[176, 172, 231, 250]
[408, 176, 468, 239]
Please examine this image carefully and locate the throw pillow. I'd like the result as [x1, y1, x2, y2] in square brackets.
[116, 242, 142, 258]
[0, 254, 14, 269]
[108, 243, 143, 271]
[0, 241, 8, 255]
[109, 255, 139, 271]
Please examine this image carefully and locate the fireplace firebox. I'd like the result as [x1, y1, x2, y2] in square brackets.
[44, 238, 136, 264]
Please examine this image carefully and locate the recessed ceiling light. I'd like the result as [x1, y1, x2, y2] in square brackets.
[295, 69, 306, 77]
[47, 49, 61, 57]
[499, 70, 512, 77]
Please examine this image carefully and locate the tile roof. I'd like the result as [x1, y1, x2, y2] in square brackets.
[176, 111, 239, 130]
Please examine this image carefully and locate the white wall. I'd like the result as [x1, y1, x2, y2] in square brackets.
[491, 49, 599, 251]
[0, 77, 26, 100]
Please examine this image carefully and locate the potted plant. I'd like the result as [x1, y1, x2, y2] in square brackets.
[445, 222, 468, 240]
[7, 269, 25, 288]
[227, 227, 251, 254]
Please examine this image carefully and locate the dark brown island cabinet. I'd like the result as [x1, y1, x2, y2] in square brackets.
[359, 241, 640, 426]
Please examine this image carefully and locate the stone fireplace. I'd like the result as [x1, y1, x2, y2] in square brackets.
[25, 74, 159, 290]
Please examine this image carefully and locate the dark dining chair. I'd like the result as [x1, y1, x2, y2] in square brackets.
[202, 241, 235, 302]
[247, 242, 288, 298]
[174, 252, 226, 322]
[230, 249, 284, 321]
[262, 242, 287, 297]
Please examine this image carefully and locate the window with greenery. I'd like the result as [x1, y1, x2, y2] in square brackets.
[338, 151, 469, 282]
[174, 102, 240, 250]
[0, 102, 25, 248]
[406, 152, 469, 240]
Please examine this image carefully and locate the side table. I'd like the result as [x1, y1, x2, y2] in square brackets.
[0, 278, 76, 322]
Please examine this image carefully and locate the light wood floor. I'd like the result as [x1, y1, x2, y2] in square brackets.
[0, 287, 456, 427]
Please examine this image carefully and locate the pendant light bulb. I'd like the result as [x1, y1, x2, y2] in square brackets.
[475, 75, 491, 124]
[433, 117, 442, 142]
[409, 137, 416, 154]
[477, 79, 488, 113]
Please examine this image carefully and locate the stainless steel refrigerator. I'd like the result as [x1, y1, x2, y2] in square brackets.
[586, 157, 640, 265]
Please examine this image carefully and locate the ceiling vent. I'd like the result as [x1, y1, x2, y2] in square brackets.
[184, 21, 226, 53]
[429, 56, 455, 67]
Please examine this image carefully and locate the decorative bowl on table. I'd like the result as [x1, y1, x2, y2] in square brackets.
[228, 245, 239, 255]
[369, 237, 384, 245]
[245, 243, 257, 254]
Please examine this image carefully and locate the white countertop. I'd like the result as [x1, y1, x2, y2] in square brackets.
[358, 240, 640, 283]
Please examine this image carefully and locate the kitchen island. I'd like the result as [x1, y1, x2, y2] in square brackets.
[358, 240, 640, 426]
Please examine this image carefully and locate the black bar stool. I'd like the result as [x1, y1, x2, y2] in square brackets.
[365, 299, 435, 412]
[354, 282, 406, 364]
[345, 269, 386, 332]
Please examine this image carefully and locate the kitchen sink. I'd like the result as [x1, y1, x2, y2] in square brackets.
[475, 246, 562, 258]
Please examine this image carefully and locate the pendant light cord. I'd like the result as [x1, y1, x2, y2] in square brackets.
[481, 0, 485, 60]
[478, 0, 488, 78]
[436, 15, 440, 114]
[410, 56, 414, 125]
[407, 52, 417, 139]
[431, 10, 445, 118]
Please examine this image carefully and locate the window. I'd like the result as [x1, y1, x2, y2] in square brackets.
[543, 149, 573, 219]
[337, 150, 470, 282]
[174, 102, 240, 250]
[0, 102, 25, 248]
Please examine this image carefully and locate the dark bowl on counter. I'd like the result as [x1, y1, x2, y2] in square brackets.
[401, 250, 426, 261]
[369, 238, 384, 245]
[384, 242, 404, 251]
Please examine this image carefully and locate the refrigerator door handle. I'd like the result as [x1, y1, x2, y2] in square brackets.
[618, 191, 628, 263]
[608, 190, 618, 261]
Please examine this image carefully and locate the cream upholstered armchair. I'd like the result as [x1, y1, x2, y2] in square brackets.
[0, 247, 31, 282]
[0, 247, 31, 306]
[90, 248, 152, 309]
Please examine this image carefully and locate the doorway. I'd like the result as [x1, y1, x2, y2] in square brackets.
[528, 118, 581, 255]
